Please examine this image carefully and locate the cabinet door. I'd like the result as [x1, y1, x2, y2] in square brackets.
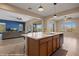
[27, 38, 39, 56]
[56, 37, 60, 49]
[40, 43, 48, 56]
[48, 39, 53, 55]
[52, 38, 56, 52]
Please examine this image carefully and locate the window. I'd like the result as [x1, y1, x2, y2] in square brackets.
[64, 21, 76, 32]
[47, 20, 56, 32]
[33, 24, 42, 32]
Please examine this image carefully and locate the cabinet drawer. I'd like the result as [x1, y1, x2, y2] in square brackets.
[40, 37, 52, 44]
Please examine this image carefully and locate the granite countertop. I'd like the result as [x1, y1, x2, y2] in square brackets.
[22, 32, 63, 40]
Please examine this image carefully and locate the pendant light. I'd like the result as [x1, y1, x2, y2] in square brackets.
[53, 14, 57, 18]
[53, 3, 57, 18]
[38, 5, 44, 12]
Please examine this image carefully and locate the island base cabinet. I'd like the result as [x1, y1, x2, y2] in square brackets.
[27, 37, 40, 56]
[27, 34, 63, 56]
[40, 40, 53, 56]
[40, 43, 48, 56]
[48, 39, 53, 55]
[52, 38, 57, 52]
[56, 38, 60, 49]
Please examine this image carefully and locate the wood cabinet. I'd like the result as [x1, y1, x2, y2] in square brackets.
[27, 34, 63, 56]
[48, 38, 53, 55]
[52, 35, 60, 52]
[53, 35, 60, 48]
[52, 37, 57, 52]
[40, 43, 48, 56]
[27, 38, 39, 56]
[56, 37, 60, 49]
[40, 37, 53, 56]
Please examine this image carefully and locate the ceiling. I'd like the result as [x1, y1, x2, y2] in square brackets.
[50, 12, 79, 21]
[10, 3, 79, 17]
[0, 9, 41, 22]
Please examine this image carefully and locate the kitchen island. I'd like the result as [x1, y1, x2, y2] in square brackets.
[23, 32, 63, 56]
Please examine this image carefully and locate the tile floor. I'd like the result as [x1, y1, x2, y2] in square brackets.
[0, 37, 25, 56]
[62, 32, 79, 56]
[0, 32, 79, 56]
[52, 32, 79, 56]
